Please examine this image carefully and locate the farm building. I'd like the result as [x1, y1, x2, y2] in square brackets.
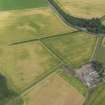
[75, 64, 101, 88]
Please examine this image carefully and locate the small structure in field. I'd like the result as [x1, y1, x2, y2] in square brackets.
[75, 63, 101, 88]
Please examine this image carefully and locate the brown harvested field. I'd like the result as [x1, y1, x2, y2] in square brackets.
[24, 74, 85, 105]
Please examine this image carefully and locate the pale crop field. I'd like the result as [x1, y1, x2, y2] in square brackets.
[43, 32, 97, 68]
[57, 0, 105, 18]
[0, 41, 60, 92]
[23, 74, 85, 105]
[0, 8, 74, 45]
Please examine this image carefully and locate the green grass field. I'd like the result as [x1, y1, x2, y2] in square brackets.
[94, 37, 105, 64]
[0, 41, 60, 92]
[42, 32, 97, 68]
[0, 0, 48, 10]
[86, 84, 105, 105]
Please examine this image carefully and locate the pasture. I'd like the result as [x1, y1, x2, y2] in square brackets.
[94, 37, 105, 64]
[0, 8, 74, 45]
[23, 74, 85, 105]
[42, 32, 97, 68]
[0, 0, 48, 10]
[0, 41, 60, 92]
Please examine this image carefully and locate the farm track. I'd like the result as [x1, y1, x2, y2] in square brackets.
[19, 63, 60, 96]
[9, 31, 78, 46]
[41, 40, 76, 75]
[41, 40, 68, 65]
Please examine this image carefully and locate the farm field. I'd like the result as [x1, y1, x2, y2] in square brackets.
[0, 41, 60, 92]
[102, 37, 105, 47]
[94, 37, 105, 64]
[57, 0, 105, 18]
[86, 84, 105, 105]
[42, 32, 97, 68]
[0, 8, 74, 45]
[23, 74, 85, 105]
[0, 0, 48, 10]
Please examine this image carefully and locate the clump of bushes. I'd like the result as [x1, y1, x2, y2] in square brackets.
[0, 74, 23, 105]
[91, 60, 105, 76]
